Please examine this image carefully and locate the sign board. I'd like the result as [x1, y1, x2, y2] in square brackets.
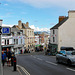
[2, 27, 11, 34]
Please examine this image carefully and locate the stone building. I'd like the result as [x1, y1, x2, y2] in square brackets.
[13, 20, 35, 51]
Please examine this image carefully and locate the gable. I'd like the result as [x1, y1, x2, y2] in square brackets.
[50, 17, 68, 30]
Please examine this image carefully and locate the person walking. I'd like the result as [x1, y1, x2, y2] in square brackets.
[2, 51, 6, 66]
[6, 48, 12, 66]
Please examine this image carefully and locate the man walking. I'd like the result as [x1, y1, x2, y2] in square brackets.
[6, 48, 11, 66]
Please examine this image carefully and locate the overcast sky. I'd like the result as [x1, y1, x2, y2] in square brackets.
[0, 0, 75, 32]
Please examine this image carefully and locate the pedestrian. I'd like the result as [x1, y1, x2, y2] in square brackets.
[2, 51, 6, 66]
[6, 48, 12, 66]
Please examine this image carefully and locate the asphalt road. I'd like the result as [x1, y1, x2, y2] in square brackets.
[17, 52, 75, 75]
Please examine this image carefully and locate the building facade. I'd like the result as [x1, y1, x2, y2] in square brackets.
[34, 32, 49, 49]
[13, 20, 35, 51]
[50, 10, 75, 52]
[1, 20, 25, 54]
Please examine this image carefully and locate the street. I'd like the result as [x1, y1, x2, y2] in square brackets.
[17, 52, 75, 75]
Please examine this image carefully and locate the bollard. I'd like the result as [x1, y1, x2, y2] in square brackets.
[13, 57, 16, 71]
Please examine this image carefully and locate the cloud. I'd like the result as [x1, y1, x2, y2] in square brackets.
[2, 0, 75, 9]
[2, 24, 13, 27]
[30, 25, 50, 32]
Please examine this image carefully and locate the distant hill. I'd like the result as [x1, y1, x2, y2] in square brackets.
[34, 31, 50, 35]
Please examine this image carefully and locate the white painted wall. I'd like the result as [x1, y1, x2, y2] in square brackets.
[9, 39, 12, 44]
[2, 39, 5, 45]
[58, 18, 75, 51]
[50, 29, 58, 44]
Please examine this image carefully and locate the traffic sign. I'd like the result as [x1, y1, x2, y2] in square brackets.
[2, 27, 11, 34]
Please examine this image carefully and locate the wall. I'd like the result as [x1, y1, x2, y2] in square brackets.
[58, 18, 75, 51]
[50, 29, 58, 44]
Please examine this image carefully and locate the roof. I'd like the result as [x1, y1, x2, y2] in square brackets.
[11, 27, 20, 32]
[22, 23, 31, 29]
[50, 17, 68, 30]
[12, 21, 32, 30]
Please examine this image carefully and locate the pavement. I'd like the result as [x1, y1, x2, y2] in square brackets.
[3, 64, 20, 75]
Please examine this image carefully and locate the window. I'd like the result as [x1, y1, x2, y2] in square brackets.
[28, 31, 29, 36]
[7, 39, 9, 45]
[21, 39, 22, 44]
[14, 39, 15, 44]
[59, 51, 66, 55]
[5, 39, 6, 45]
[53, 30, 55, 34]
[16, 39, 18, 44]
[53, 37, 55, 42]
[30, 31, 31, 36]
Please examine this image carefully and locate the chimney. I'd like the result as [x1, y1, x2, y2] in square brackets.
[68, 10, 75, 18]
[18, 20, 22, 29]
[25, 22, 29, 27]
[0, 19, 3, 26]
[59, 16, 66, 23]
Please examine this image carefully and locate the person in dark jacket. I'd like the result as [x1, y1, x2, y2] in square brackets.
[2, 51, 6, 66]
[6, 48, 11, 66]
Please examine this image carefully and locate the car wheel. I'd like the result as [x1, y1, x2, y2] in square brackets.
[67, 59, 71, 66]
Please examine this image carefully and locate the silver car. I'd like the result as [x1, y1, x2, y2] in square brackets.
[56, 50, 75, 65]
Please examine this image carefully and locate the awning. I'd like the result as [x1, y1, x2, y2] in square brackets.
[2, 45, 14, 48]
[35, 44, 41, 47]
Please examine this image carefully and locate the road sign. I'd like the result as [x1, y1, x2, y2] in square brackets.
[2, 27, 11, 34]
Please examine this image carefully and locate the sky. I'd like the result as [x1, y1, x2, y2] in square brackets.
[0, 0, 75, 32]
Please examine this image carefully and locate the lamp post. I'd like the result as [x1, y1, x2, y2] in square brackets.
[0, 19, 3, 75]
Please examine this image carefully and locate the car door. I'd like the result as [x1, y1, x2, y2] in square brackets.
[61, 51, 68, 63]
[58, 51, 64, 62]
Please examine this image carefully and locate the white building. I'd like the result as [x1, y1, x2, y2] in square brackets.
[50, 10, 75, 52]
[35, 35, 39, 45]
[0, 20, 25, 54]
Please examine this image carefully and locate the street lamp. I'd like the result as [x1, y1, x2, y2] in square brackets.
[0, 19, 3, 75]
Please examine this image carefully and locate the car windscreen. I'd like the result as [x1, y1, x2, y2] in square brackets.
[71, 52, 75, 55]
[66, 51, 75, 55]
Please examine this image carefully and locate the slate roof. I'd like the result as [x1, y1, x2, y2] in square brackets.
[50, 17, 68, 30]
[11, 27, 20, 32]
[22, 23, 31, 29]
[12, 22, 31, 29]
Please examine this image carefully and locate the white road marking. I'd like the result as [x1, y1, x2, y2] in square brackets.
[37, 58, 43, 61]
[17, 65, 30, 75]
[46, 61, 57, 66]
[17, 67, 22, 75]
[66, 68, 75, 72]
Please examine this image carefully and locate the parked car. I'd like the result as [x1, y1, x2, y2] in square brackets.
[60, 47, 74, 51]
[56, 50, 75, 65]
